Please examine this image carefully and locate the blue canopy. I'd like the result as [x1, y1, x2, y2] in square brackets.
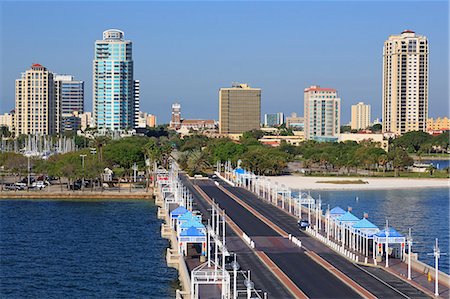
[330, 206, 346, 216]
[171, 206, 189, 218]
[375, 228, 404, 238]
[337, 211, 359, 222]
[180, 226, 205, 237]
[234, 168, 245, 174]
[353, 218, 378, 229]
[177, 211, 195, 221]
[180, 219, 205, 229]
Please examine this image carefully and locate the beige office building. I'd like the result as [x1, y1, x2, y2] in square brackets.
[219, 83, 261, 134]
[427, 117, 449, 131]
[15, 64, 59, 136]
[304, 85, 340, 141]
[351, 102, 371, 130]
[382, 30, 428, 135]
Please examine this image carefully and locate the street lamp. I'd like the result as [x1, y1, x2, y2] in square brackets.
[231, 253, 240, 299]
[406, 228, 413, 280]
[427, 238, 446, 296]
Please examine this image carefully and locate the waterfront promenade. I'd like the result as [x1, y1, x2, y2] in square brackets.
[0, 185, 153, 199]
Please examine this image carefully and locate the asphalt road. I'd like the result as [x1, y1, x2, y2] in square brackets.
[196, 179, 361, 299]
[221, 183, 430, 299]
[181, 175, 294, 298]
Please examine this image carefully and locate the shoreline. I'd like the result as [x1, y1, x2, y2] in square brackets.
[267, 175, 450, 191]
[0, 191, 153, 200]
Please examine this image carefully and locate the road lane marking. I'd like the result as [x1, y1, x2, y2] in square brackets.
[218, 183, 378, 299]
[193, 184, 308, 299]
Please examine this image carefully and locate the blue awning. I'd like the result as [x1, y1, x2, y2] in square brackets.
[337, 211, 359, 222]
[330, 206, 346, 216]
[180, 219, 205, 229]
[171, 206, 189, 218]
[177, 211, 195, 221]
[180, 226, 206, 237]
[353, 218, 378, 229]
[234, 168, 245, 174]
[376, 228, 404, 238]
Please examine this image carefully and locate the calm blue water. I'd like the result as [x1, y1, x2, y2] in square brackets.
[308, 188, 449, 274]
[0, 200, 177, 298]
[421, 159, 449, 170]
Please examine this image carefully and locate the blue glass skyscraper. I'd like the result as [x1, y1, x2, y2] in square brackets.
[93, 29, 137, 131]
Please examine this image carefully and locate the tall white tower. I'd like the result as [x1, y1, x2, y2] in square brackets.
[382, 30, 428, 135]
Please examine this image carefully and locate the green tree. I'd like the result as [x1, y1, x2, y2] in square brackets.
[186, 150, 211, 176]
[388, 147, 414, 177]
[392, 131, 433, 153]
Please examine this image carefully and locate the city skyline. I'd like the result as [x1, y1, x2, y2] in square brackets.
[1, 1, 448, 124]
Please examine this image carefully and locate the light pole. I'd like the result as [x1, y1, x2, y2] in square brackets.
[385, 220, 389, 268]
[407, 228, 413, 280]
[232, 253, 240, 299]
[80, 154, 86, 191]
[427, 238, 446, 297]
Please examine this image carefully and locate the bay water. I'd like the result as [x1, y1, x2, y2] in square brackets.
[0, 200, 177, 298]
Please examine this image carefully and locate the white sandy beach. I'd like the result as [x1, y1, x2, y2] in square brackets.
[267, 175, 450, 191]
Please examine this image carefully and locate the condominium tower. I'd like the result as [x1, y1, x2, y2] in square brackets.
[382, 30, 428, 135]
[264, 112, 284, 127]
[304, 85, 340, 141]
[93, 29, 138, 131]
[54, 74, 84, 131]
[15, 64, 58, 136]
[351, 102, 371, 130]
[219, 83, 261, 134]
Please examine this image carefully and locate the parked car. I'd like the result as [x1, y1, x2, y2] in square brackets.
[32, 181, 46, 190]
[15, 182, 27, 189]
[5, 183, 23, 190]
[298, 219, 310, 230]
[69, 181, 82, 190]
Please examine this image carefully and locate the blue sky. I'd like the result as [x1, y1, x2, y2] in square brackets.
[1, 1, 448, 124]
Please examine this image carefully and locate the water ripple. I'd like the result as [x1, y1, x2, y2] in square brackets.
[0, 200, 178, 298]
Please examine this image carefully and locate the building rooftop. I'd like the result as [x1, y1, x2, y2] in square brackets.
[31, 63, 46, 70]
[304, 85, 336, 93]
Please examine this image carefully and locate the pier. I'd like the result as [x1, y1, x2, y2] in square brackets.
[155, 160, 449, 298]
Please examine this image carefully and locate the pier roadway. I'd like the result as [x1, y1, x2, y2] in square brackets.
[181, 175, 294, 298]
[218, 181, 430, 299]
[191, 178, 362, 299]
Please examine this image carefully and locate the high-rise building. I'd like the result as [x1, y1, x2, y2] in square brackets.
[137, 111, 157, 128]
[304, 85, 340, 141]
[286, 112, 304, 130]
[170, 103, 181, 129]
[93, 29, 137, 131]
[351, 102, 371, 130]
[382, 30, 428, 135]
[15, 64, 58, 136]
[264, 112, 284, 127]
[146, 114, 157, 128]
[0, 110, 14, 132]
[133, 80, 140, 128]
[219, 83, 261, 134]
[54, 74, 84, 132]
[80, 112, 93, 131]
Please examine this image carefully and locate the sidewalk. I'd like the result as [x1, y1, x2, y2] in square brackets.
[387, 260, 449, 298]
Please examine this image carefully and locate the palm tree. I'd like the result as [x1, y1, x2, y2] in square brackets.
[187, 150, 210, 176]
[143, 139, 162, 188]
[90, 135, 110, 162]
